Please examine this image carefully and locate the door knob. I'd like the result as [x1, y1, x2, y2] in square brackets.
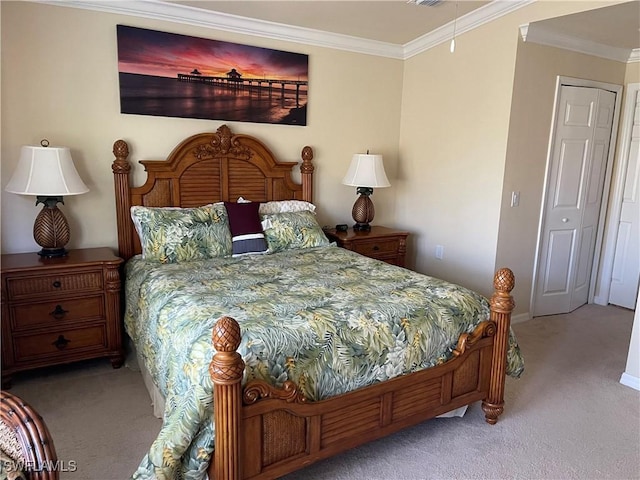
[562, 218, 569, 223]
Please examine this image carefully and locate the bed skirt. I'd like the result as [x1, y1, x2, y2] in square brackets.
[125, 339, 165, 419]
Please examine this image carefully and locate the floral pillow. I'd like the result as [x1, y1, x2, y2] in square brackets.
[131, 204, 232, 263]
[261, 210, 330, 254]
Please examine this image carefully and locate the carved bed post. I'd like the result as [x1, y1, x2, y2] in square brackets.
[482, 268, 515, 424]
[210, 316, 245, 480]
[112, 140, 133, 260]
[300, 146, 314, 203]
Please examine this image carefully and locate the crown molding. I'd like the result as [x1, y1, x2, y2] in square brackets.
[39, 0, 535, 60]
[403, 0, 534, 59]
[520, 23, 637, 64]
[37, 0, 636, 63]
[38, 0, 405, 59]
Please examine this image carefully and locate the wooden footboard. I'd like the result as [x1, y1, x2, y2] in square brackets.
[208, 268, 515, 480]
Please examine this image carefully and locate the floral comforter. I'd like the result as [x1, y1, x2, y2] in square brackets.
[126, 244, 524, 479]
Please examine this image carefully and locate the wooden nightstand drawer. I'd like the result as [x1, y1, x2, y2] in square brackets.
[13, 325, 108, 363]
[351, 238, 400, 257]
[11, 295, 105, 332]
[6, 271, 103, 300]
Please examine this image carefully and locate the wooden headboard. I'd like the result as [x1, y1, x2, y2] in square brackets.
[111, 124, 314, 261]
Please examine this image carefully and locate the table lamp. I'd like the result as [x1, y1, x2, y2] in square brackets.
[5, 140, 89, 257]
[342, 152, 390, 231]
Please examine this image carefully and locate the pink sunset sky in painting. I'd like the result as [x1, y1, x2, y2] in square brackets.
[117, 25, 308, 81]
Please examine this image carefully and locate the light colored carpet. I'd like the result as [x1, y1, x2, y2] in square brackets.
[8, 304, 640, 480]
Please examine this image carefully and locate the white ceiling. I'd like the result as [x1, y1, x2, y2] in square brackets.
[168, 0, 640, 51]
[169, 0, 490, 45]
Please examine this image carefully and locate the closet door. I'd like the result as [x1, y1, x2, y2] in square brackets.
[534, 86, 616, 316]
[609, 88, 640, 310]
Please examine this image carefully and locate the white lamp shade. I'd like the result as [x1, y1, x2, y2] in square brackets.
[342, 154, 390, 188]
[5, 145, 89, 196]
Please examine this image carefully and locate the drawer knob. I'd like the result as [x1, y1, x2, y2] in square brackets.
[52, 335, 70, 350]
[52, 281, 62, 288]
[373, 245, 380, 251]
[50, 305, 68, 320]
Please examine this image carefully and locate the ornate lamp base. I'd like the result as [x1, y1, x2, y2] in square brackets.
[351, 187, 375, 231]
[34, 196, 70, 258]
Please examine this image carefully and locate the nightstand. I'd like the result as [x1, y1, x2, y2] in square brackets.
[324, 226, 409, 267]
[1, 247, 124, 388]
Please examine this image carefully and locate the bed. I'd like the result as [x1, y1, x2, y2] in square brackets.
[111, 124, 524, 480]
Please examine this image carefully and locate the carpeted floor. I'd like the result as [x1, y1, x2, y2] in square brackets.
[7, 304, 640, 480]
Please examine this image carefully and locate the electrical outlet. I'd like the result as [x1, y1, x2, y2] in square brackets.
[435, 245, 444, 260]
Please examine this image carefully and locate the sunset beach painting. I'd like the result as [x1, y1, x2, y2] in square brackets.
[116, 25, 309, 126]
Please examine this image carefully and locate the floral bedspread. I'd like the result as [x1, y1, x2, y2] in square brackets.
[125, 244, 524, 479]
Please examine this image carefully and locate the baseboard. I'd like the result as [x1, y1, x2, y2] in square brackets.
[620, 372, 640, 391]
[511, 312, 531, 324]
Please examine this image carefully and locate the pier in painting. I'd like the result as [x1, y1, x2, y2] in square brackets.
[177, 73, 307, 107]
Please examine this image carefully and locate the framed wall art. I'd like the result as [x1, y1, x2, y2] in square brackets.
[116, 25, 309, 126]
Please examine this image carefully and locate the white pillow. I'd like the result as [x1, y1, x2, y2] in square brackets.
[258, 200, 316, 215]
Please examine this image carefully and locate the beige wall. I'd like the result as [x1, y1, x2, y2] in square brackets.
[399, 12, 520, 297]
[0, 1, 403, 254]
[398, 0, 630, 305]
[625, 61, 640, 84]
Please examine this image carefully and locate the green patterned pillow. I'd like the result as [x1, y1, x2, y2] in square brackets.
[261, 210, 330, 254]
[131, 204, 232, 263]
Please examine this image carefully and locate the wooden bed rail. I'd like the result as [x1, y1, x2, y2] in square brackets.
[208, 268, 515, 480]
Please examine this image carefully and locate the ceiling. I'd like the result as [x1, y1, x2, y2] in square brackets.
[169, 1, 489, 45]
[168, 0, 640, 51]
